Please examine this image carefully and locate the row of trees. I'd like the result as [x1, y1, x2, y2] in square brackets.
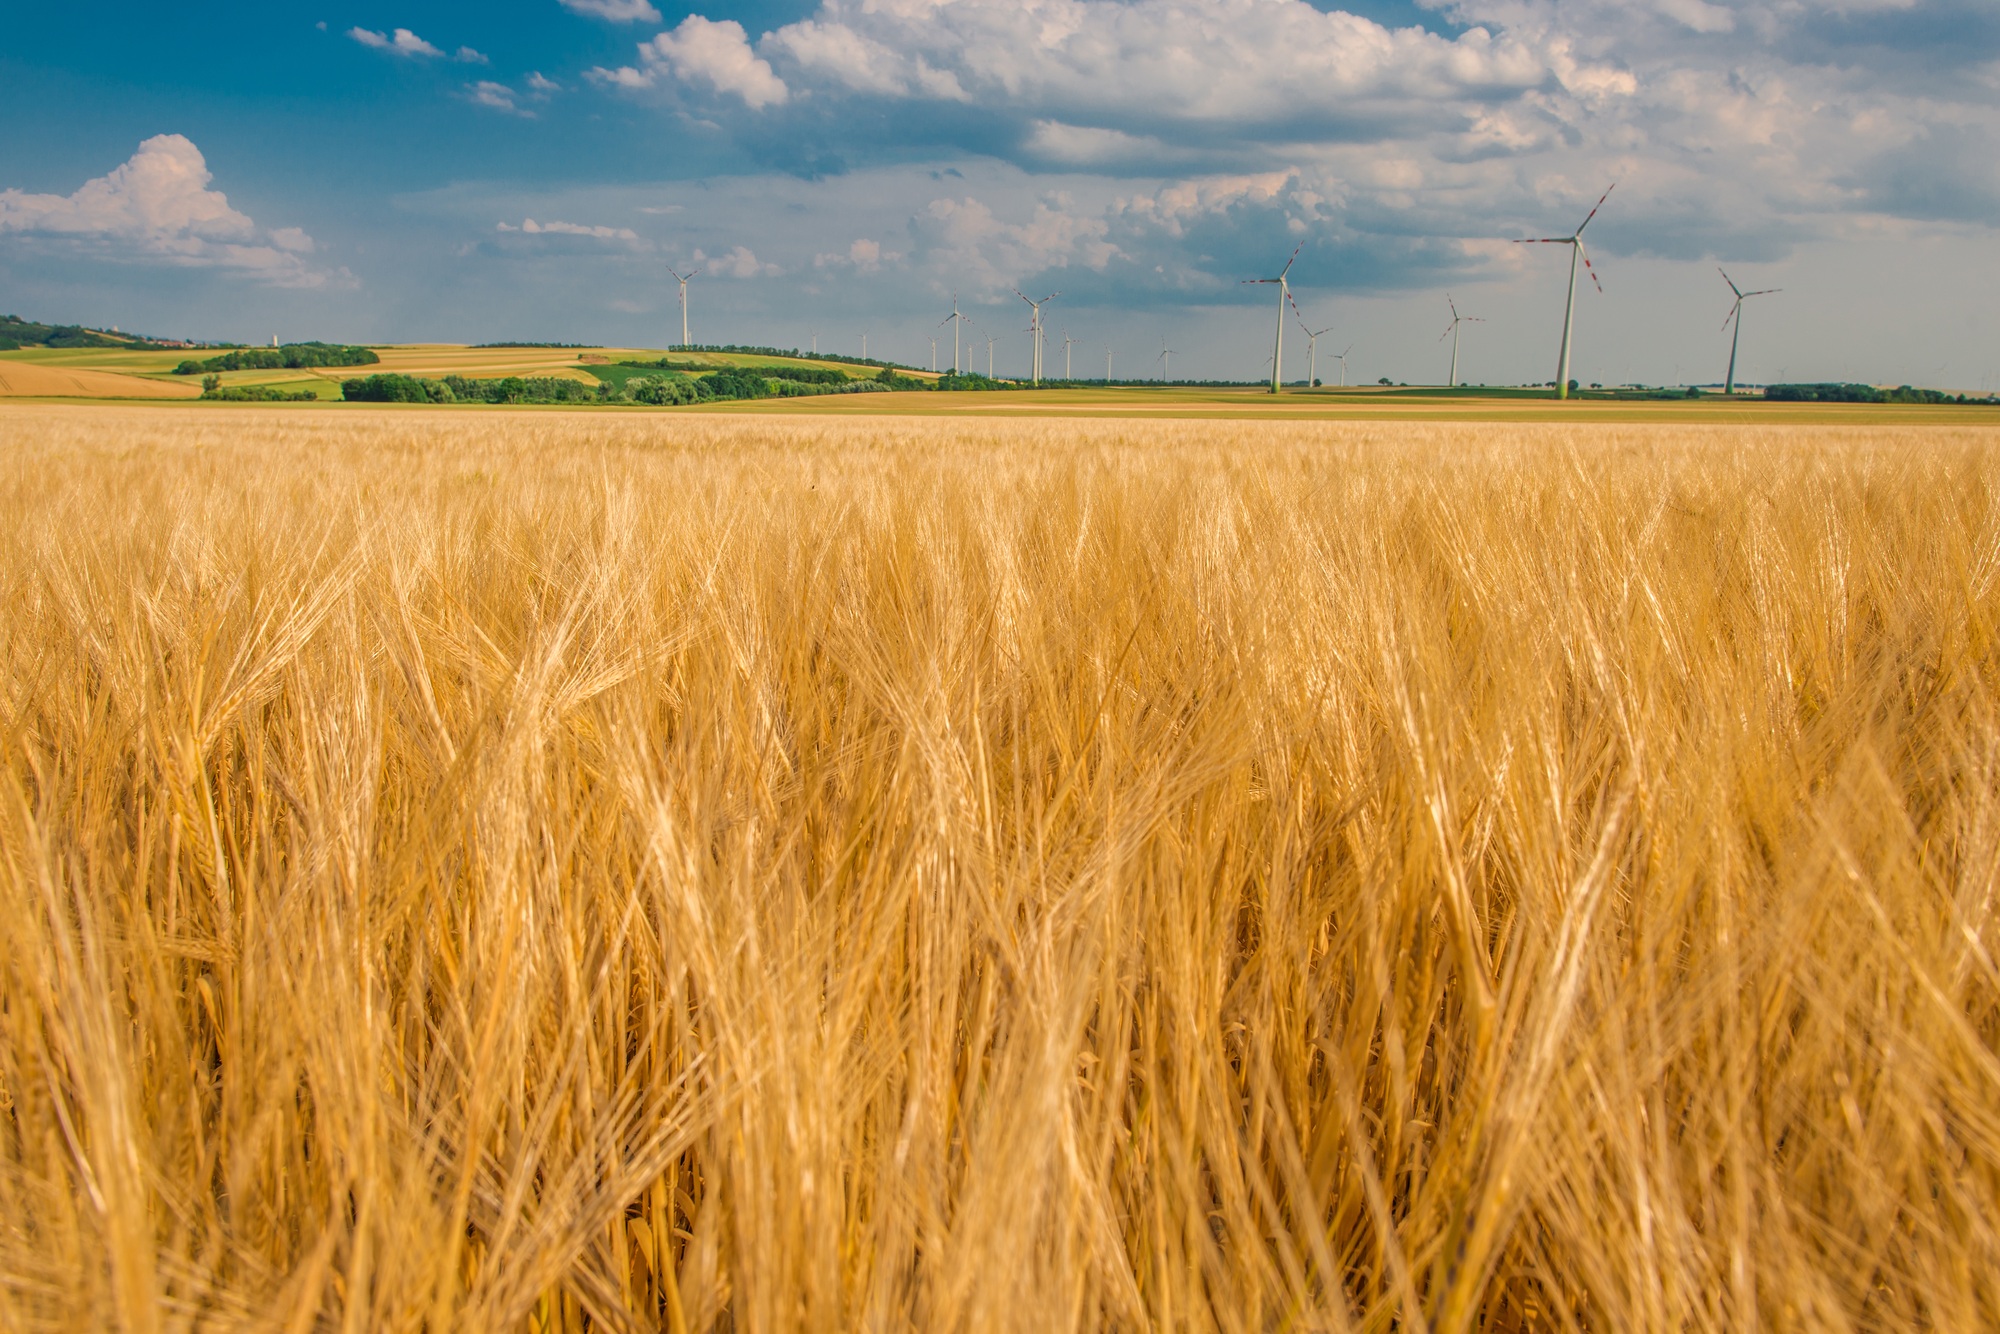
[338, 367, 900, 406]
[339, 374, 594, 404]
[1763, 383, 1987, 404]
[176, 344, 378, 375]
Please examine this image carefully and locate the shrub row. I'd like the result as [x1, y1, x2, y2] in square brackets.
[340, 369, 899, 406]
[1764, 383, 1990, 405]
[177, 344, 379, 375]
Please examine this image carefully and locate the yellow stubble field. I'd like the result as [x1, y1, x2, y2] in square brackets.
[3, 404, 1998, 1332]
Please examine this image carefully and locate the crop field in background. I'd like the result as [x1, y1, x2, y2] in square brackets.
[3, 406, 1999, 1332]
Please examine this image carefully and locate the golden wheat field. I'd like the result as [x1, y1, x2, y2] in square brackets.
[4, 404, 2000, 1332]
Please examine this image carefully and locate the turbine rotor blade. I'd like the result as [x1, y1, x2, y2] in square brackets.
[1515, 238, 1572, 244]
[1718, 266, 1742, 298]
[1575, 181, 1616, 236]
[1279, 241, 1305, 279]
[1721, 300, 1741, 332]
[1579, 241, 1603, 293]
[1744, 288, 1781, 297]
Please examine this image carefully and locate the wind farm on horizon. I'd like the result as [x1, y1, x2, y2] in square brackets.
[644, 181, 1848, 401]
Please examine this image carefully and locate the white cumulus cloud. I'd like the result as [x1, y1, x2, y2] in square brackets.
[558, 0, 662, 21]
[600, 16, 791, 109]
[498, 217, 642, 241]
[0, 134, 337, 287]
[690, 244, 780, 277]
[349, 26, 445, 58]
[467, 81, 532, 115]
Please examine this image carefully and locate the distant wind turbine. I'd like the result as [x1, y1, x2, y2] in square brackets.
[1718, 268, 1780, 395]
[940, 295, 972, 374]
[860, 331, 868, 359]
[668, 265, 699, 350]
[1243, 242, 1305, 394]
[810, 330, 819, 356]
[1514, 183, 1615, 399]
[1334, 344, 1353, 387]
[928, 335, 938, 373]
[1158, 340, 1176, 384]
[1106, 346, 1114, 382]
[1015, 289, 1059, 383]
[985, 332, 998, 377]
[1299, 320, 1333, 388]
[1060, 331, 1079, 382]
[1439, 295, 1484, 388]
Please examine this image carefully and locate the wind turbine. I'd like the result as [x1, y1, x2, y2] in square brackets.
[1015, 289, 1059, 383]
[985, 332, 998, 377]
[1718, 268, 1780, 395]
[1334, 344, 1353, 387]
[810, 330, 819, 356]
[1439, 295, 1484, 388]
[928, 335, 937, 373]
[1515, 183, 1614, 399]
[940, 295, 972, 374]
[1299, 320, 1333, 388]
[860, 332, 868, 360]
[1106, 346, 1113, 383]
[668, 265, 699, 350]
[1243, 242, 1305, 393]
[1158, 340, 1176, 383]
[1060, 331, 1079, 382]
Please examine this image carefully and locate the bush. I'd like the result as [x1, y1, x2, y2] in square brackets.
[441, 375, 597, 405]
[200, 384, 321, 402]
[703, 368, 774, 401]
[342, 373, 446, 404]
[767, 367, 848, 386]
[629, 376, 701, 406]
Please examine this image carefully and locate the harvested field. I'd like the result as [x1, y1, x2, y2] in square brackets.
[0, 363, 199, 399]
[3, 406, 1999, 1331]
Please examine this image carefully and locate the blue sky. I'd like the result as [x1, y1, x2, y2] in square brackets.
[3, 0, 1998, 387]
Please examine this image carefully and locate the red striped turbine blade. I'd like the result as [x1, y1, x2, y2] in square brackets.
[1576, 182, 1616, 234]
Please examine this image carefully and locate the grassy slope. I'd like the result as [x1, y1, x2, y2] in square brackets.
[3, 407, 1999, 1331]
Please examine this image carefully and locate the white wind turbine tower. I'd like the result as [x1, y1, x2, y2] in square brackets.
[860, 332, 868, 359]
[1718, 268, 1780, 395]
[928, 335, 938, 373]
[1015, 289, 1059, 383]
[1243, 242, 1305, 393]
[1334, 344, 1353, 387]
[810, 331, 819, 356]
[1515, 183, 1614, 399]
[1299, 320, 1333, 388]
[1061, 331, 1079, 382]
[1439, 295, 1484, 388]
[1157, 340, 1176, 383]
[1105, 346, 1114, 383]
[668, 265, 700, 350]
[940, 295, 972, 374]
[985, 332, 998, 377]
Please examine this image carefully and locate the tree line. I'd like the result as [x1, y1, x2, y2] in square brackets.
[176, 344, 379, 375]
[338, 366, 900, 405]
[1763, 383, 1991, 404]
